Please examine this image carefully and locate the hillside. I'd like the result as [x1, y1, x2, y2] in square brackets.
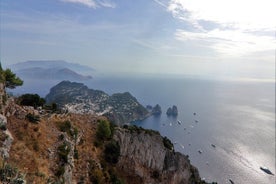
[0, 99, 206, 184]
[9, 60, 95, 74]
[45, 81, 149, 125]
[15, 67, 92, 81]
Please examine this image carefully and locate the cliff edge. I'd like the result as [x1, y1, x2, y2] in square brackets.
[114, 126, 202, 184]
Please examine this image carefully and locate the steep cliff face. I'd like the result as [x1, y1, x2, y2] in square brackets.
[113, 127, 202, 184]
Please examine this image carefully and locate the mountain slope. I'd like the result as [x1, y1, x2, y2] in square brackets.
[15, 67, 92, 81]
[45, 81, 149, 125]
[9, 60, 94, 73]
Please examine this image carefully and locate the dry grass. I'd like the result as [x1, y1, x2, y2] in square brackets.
[6, 112, 106, 183]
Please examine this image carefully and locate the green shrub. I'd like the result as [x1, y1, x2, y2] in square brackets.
[109, 169, 124, 184]
[18, 93, 45, 108]
[96, 120, 111, 141]
[0, 162, 25, 183]
[0, 124, 7, 131]
[104, 140, 120, 164]
[57, 121, 78, 139]
[88, 160, 105, 184]
[74, 147, 79, 159]
[57, 120, 71, 132]
[57, 143, 71, 163]
[163, 136, 173, 151]
[55, 166, 65, 177]
[25, 113, 40, 123]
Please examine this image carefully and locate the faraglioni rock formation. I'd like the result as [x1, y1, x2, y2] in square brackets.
[151, 104, 162, 115]
[114, 126, 202, 184]
[166, 105, 178, 116]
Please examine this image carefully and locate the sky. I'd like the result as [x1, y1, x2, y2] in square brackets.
[0, 0, 275, 80]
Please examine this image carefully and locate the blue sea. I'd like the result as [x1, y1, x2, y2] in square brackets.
[11, 76, 275, 183]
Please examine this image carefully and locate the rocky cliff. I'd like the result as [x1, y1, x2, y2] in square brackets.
[0, 80, 206, 184]
[114, 126, 202, 184]
[45, 81, 149, 125]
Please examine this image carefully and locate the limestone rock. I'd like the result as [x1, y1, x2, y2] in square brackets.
[113, 127, 202, 184]
[166, 105, 178, 116]
[152, 104, 162, 116]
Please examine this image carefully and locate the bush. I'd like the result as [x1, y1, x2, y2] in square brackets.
[74, 147, 79, 159]
[18, 94, 45, 108]
[163, 136, 173, 151]
[55, 166, 65, 177]
[25, 113, 40, 123]
[96, 120, 111, 141]
[88, 160, 105, 184]
[57, 143, 71, 163]
[0, 162, 25, 183]
[104, 140, 120, 164]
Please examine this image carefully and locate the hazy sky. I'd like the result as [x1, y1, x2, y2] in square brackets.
[0, 0, 275, 80]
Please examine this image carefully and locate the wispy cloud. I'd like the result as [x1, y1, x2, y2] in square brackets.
[61, 0, 97, 8]
[167, 0, 276, 30]
[175, 29, 275, 56]
[98, 0, 116, 8]
[60, 0, 116, 8]
[153, 0, 276, 57]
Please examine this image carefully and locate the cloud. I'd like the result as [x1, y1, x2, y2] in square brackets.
[61, 0, 97, 8]
[175, 29, 275, 57]
[98, 0, 116, 8]
[60, 0, 116, 8]
[167, 0, 276, 30]
[153, 0, 276, 57]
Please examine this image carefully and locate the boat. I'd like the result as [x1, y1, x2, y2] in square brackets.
[198, 150, 202, 154]
[260, 167, 274, 175]
[177, 120, 181, 125]
[229, 179, 234, 184]
[211, 144, 216, 148]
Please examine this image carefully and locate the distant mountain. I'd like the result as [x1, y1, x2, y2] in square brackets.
[10, 60, 95, 74]
[9, 60, 94, 81]
[16, 67, 92, 81]
[45, 81, 149, 125]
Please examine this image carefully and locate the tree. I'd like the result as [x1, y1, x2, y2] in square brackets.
[0, 62, 23, 89]
[96, 120, 111, 140]
[18, 93, 45, 108]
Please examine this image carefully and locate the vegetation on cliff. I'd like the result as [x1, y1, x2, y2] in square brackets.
[0, 62, 23, 89]
[0, 69, 210, 184]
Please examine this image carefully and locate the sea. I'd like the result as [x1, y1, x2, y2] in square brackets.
[10, 75, 275, 184]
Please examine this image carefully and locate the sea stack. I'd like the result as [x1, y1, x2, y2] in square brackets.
[152, 104, 162, 115]
[166, 105, 178, 116]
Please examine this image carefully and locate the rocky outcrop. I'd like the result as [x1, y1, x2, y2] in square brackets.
[151, 104, 162, 116]
[167, 105, 178, 116]
[0, 114, 14, 159]
[113, 127, 202, 184]
[45, 81, 149, 125]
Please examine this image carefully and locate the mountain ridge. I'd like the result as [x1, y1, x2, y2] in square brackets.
[45, 81, 149, 125]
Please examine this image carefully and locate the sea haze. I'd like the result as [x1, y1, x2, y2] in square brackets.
[9, 76, 275, 183]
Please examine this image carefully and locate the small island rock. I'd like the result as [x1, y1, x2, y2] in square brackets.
[166, 105, 178, 116]
[152, 104, 162, 115]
